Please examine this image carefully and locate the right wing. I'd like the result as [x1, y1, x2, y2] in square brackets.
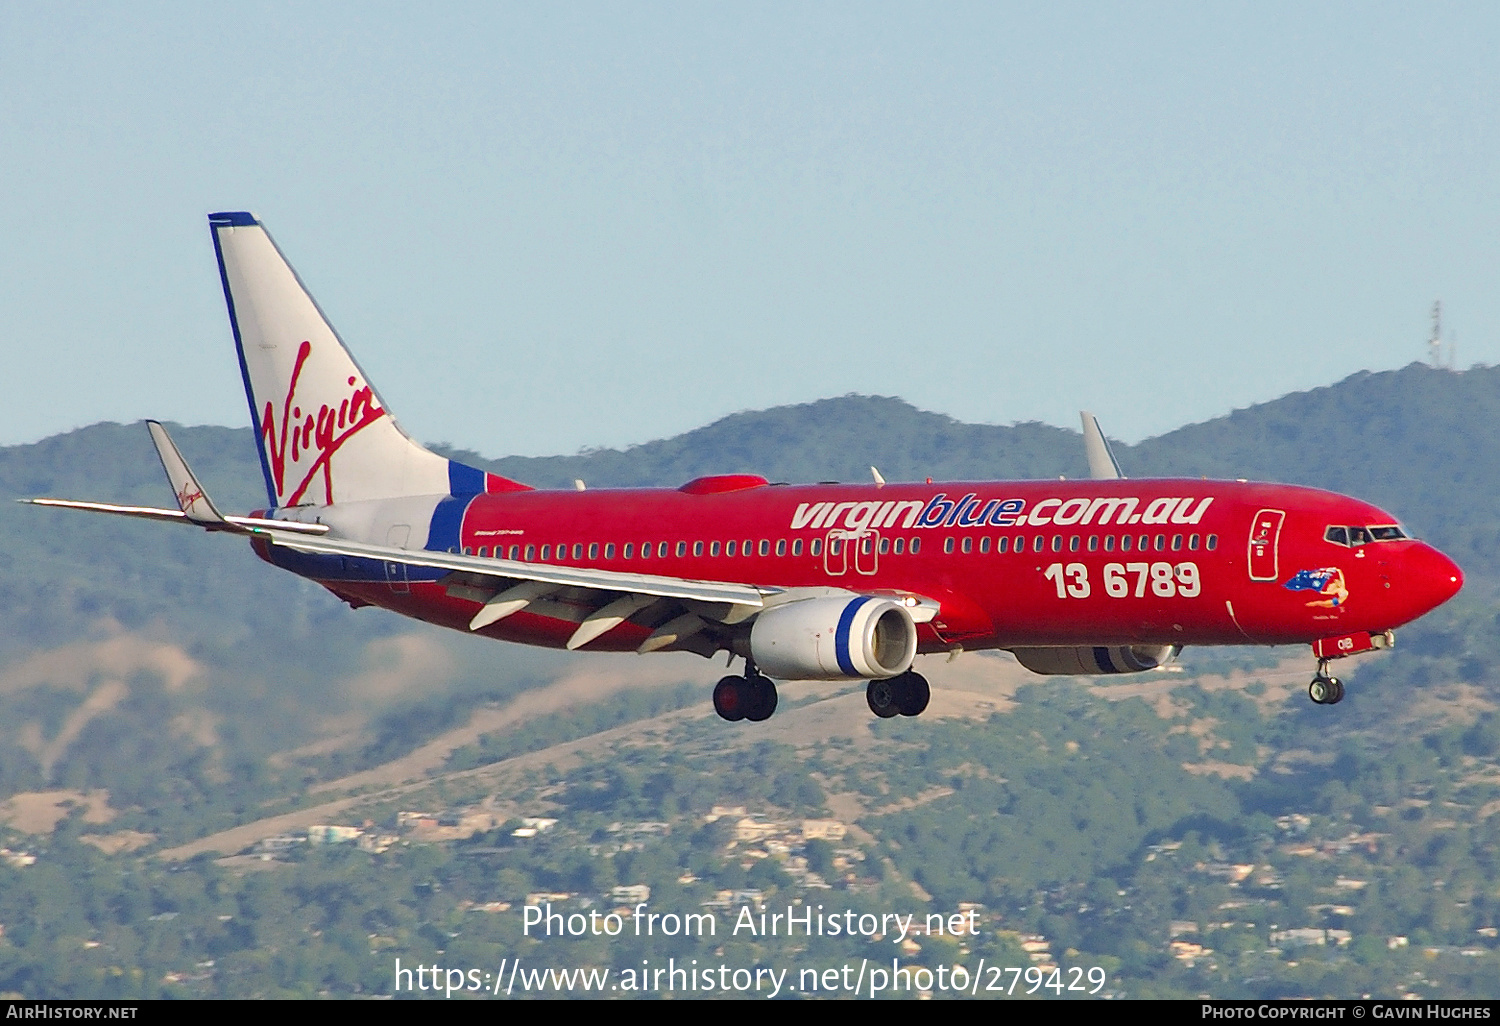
[1080, 410, 1125, 480]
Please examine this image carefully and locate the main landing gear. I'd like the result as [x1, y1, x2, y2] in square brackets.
[1308, 659, 1345, 705]
[713, 666, 778, 722]
[866, 670, 931, 719]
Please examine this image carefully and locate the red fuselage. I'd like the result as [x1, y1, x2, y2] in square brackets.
[294, 477, 1463, 657]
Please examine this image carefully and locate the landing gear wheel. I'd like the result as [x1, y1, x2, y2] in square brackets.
[744, 674, 778, 722]
[1327, 677, 1345, 704]
[713, 676, 746, 721]
[1308, 675, 1344, 705]
[896, 671, 930, 717]
[866, 678, 900, 719]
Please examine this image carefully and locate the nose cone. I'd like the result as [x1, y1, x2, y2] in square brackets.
[1403, 543, 1464, 620]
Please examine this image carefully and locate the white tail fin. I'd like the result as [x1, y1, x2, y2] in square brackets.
[209, 212, 526, 507]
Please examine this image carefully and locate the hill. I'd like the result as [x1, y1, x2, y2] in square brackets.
[0, 364, 1497, 998]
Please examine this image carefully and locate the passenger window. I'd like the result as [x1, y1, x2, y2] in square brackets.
[1153, 535, 1165, 551]
[979, 537, 990, 554]
[588, 543, 599, 559]
[777, 539, 787, 556]
[540, 544, 551, 560]
[477, 546, 489, 558]
[1051, 536, 1062, 552]
[759, 540, 770, 556]
[793, 539, 803, 556]
[944, 537, 955, 554]
[812, 538, 824, 556]
[910, 538, 921, 554]
[1069, 536, 1080, 552]
[1207, 534, 1218, 550]
[1171, 534, 1182, 551]
[830, 538, 842, 555]
[573, 544, 584, 560]
[509, 545, 520, 560]
[961, 537, 972, 553]
[1033, 536, 1045, 553]
[744, 539, 753, 555]
[1120, 535, 1132, 552]
[676, 541, 687, 557]
[1187, 535, 1199, 551]
[640, 543, 650, 559]
[998, 537, 1009, 554]
[726, 541, 737, 556]
[893, 538, 903, 554]
[463, 546, 473, 556]
[1087, 536, 1099, 552]
[659, 542, 669, 558]
[1104, 535, 1115, 552]
[879, 537, 890, 554]
[693, 541, 703, 556]
[622, 543, 632, 559]
[525, 544, 536, 560]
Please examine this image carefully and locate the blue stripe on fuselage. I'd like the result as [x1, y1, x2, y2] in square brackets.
[426, 494, 474, 553]
[261, 546, 446, 584]
[448, 461, 486, 497]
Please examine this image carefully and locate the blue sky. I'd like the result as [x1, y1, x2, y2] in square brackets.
[2, 3, 1496, 457]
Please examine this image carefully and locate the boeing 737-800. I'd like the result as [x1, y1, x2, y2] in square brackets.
[28, 213, 1465, 722]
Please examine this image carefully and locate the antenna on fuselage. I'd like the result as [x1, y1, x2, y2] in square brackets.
[1080, 411, 1125, 480]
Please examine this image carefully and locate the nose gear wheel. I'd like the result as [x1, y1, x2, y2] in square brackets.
[1308, 675, 1344, 705]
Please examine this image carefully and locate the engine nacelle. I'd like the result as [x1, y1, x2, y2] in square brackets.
[750, 596, 918, 681]
[1010, 644, 1179, 676]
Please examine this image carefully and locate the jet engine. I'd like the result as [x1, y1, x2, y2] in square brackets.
[1009, 644, 1179, 675]
[750, 596, 918, 681]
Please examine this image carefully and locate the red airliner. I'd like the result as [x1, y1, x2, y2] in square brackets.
[29, 213, 1464, 722]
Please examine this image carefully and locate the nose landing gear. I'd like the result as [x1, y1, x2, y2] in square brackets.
[712, 662, 779, 722]
[1308, 660, 1345, 705]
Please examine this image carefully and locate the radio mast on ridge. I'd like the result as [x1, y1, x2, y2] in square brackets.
[1428, 301, 1455, 370]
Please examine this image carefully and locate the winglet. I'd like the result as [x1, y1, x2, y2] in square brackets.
[147, 421, 230, 527]
[1080, 411, 1125, 480]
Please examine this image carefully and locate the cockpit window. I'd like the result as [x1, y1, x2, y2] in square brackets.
[1327, 524, 1410, 546]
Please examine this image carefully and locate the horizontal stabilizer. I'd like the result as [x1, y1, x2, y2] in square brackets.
[21, 498, 328, 536]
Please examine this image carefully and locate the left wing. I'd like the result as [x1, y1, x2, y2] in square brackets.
[23, 420, 327, 536]
[28, 422, 943, 655]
